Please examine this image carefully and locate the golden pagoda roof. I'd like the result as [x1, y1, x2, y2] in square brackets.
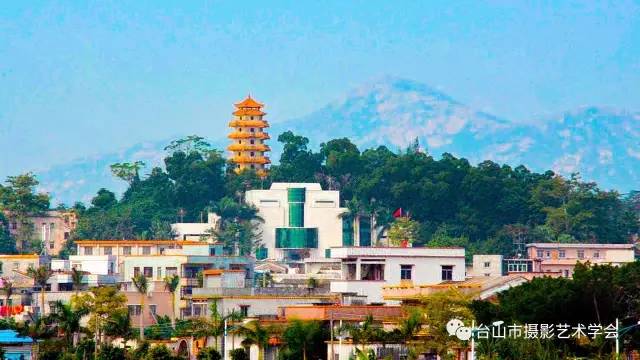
[227, 143, 271, 152]
[228, 132, 271, 140]
[228, 119, 270, 128]
[230, 155, 271, 164]
[233, 109, 266, 116]
[235, 96, 263, 108]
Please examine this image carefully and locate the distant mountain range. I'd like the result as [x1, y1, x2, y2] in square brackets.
[36, 77, 640, 205]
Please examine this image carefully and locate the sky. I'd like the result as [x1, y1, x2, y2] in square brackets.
[1, 1, 639, 176]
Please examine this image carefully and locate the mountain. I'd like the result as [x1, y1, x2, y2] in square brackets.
[35, 77, 640, 205]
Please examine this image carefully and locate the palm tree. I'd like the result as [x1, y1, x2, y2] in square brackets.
[70, 267, 85, 297]
[239, 320, 270, 360]
[341, 315, 383, 354]
[227, 310, 245, 353]
[26, 265, 52, 317]
[49, 300, 88, 348]
[131, 274, 149, 340]
[0, 279, 14, 318]
[164, 275, 180, 329]
[397, 310, 422, 345]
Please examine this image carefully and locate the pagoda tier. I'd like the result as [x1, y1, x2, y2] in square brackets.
[228, 119, 270, 128]
[227, 143, 271, 152]
[228, 95, 271, 176]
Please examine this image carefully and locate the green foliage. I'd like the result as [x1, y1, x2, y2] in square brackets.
[143, 345, 181, 360]
[68, 133, 638, 257]
[96, 343, 127, 360]
[387, 217, 420, 246]
[229, 348, 249, 360]
[197, 347, 222, 360]
[279, 320, 326, 360]
[471, 261, 640, 357]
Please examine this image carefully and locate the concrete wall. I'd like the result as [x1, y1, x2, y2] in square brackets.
[471, 255, 503, 277]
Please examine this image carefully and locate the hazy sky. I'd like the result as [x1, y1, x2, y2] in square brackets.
[1, 1, 639, 176]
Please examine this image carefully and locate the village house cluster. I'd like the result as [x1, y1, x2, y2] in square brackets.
[0, 97, 636, 360]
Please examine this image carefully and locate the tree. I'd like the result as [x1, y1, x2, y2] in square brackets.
[73, 286, 128, 350]
[70, 267, 85, 296]
[269, 131, 322, 182]
[132, 274, 149, 341]
[340, 315, 384, 354]
[0, 280, 13, 318]
[0, 173, 49, 252]
[164, 275, 180, 329]
[280, 320, 325, 360]
[110, 161, 146, 184]
[143, 344, 180, 360]
[387, 217, 420, 246]
[49, 300, 89, 348]
[407, 289, 474, 357]
[229, 348, 249, 360]
[238, 320, 270, 360]
[197, 347, 222, 360]
[26, 265, 52, 317]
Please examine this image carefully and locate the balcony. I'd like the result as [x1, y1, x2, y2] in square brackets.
[181, 278, 200, 287]
[191, 286, 333, 298]
[330, 280, 388, 304]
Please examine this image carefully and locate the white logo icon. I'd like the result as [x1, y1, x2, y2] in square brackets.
[447, 318, 472, 341]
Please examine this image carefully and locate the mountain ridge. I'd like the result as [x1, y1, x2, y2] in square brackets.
[34, 77, 640, 204]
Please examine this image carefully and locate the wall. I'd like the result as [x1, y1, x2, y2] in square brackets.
[471, 255, 503, 277]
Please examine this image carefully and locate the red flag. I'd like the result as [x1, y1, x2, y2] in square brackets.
[392, 208, 403, 218]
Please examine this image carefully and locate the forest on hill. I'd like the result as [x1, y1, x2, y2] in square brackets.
[1, 132, 638, 259]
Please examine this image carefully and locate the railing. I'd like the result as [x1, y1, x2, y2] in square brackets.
[191, 286, 333, 297]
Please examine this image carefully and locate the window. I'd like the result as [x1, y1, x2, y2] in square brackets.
[104, 247, 112, 255]
[142, 246, 151, 255]
[239, 305, 250, 317]
[360, 263, 384, 281]
[49, 241, 54, 250]
[563, 270, 570, 278]
[166, 267, 178, 277]
[250, 139, 255, 144]
[484, 261, 491, 268]
[400, 265, 413, 280]
[0, 262, 3, 273]
[85, 247, 93, 256]
[64, 232, 70, 240]
[250, 128, 255, 132]
[346, 264, 357, 280]
[441, 265, 454, 281]
[536, 250, 543, 258]
[134, 267, 140, 277]
[250, 152, 255, 156]
[123, 246, 131, 255]
[593, 251, 600, 259]
[545, 251, 551, 258]
[559, 250, 566, 258]
[143, 267, 153, 278]
[128, 305, 141, 316]
[157, 267, 162, 280]
[577, 250, 585, 259]
[149, 304, 157, 316]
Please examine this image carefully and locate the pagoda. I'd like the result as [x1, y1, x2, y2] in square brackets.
[227, 95, 271, 177]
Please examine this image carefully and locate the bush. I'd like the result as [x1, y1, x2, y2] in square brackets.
[230, 348, 249, 360]
[97, 344, 126, 360]
[144, 345, 181, 360]
[197, 347, 222, 360]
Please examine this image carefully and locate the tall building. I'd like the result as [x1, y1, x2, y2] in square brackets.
[227, 95, 271, 177]
[245, 183, 349, 262]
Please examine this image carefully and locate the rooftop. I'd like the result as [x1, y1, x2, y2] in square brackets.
[0, 329, 33, 344]
[75, 240, 206, 245]
[526, 243, 634, 249]
[234, 96, 263, 108]
[329, 246, 465, 259]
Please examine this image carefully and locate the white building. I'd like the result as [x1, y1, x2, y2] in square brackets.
[171, 213, 221, 241]
[329, 246, 466, 304]
[245, 183, 349, 262]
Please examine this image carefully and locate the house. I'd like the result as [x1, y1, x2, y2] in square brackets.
[382, 274, 530, 302]
[171, 213, 221, 241]
[0, 329, 34, 360]
[190, 268, 337, 319]
[6, 210, 77, 255]
[329, 246, 466, 304]
[244, 183, 350, 263]
[526, 243, 635, 277]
